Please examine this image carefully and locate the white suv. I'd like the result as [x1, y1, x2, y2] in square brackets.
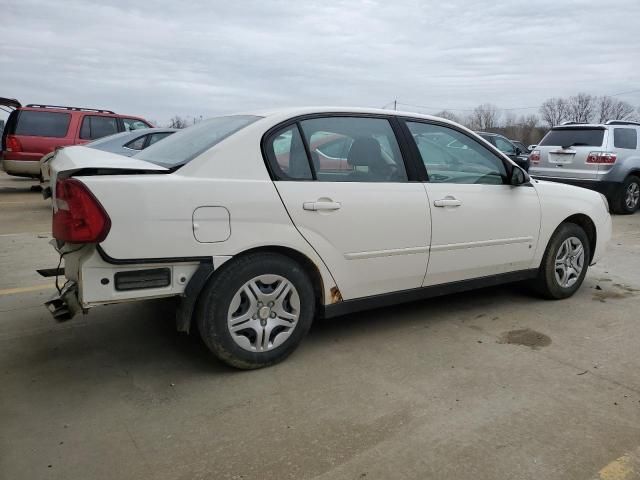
[44, 108, 612, 369]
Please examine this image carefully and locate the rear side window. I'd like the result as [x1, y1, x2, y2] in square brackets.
[539, 128, 605, 147]
[14, 111, 70, 138]
[124, 135, 148, 150]
[614, 128, 637, 149]
[80, 115, 119, 140]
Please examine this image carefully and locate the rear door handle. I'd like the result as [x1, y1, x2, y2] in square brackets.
[303, 201, 341, 211]
[433, 196, 462, 207]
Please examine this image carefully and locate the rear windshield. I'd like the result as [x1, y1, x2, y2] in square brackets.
[14, 110, 71, 138]
[539, 128, 604, 148]
[134, 115, 260, 167]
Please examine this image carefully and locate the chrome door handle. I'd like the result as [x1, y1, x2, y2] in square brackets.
[303, 201, 341, 211]
[433, 196, 462, 207]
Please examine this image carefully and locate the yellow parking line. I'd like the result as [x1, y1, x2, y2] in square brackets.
[0, 284, 53, 296]
[598, 450, 638, 480]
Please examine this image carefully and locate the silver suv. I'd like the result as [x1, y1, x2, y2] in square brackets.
[530, 120, 640, 214]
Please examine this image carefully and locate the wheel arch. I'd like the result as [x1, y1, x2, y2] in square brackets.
[560, 213, 597, 263]
[176, 245, 326, 333]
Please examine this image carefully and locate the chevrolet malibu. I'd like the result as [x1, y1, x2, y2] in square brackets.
[44, 108, 612, 369]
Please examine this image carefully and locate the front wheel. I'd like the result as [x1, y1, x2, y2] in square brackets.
[197, 253, 315, 369]
[532, 223, 590, 299]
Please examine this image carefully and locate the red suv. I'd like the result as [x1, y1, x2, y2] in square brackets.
[0, 98, 152, 178]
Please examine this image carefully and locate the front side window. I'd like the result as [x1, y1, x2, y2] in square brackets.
[80, 115, 119, 140]
[407, 122, 506, 184]
[493, 136, 516, 155]
[123, 118, 151, 131]
[614, 128, 637, 149]
[299, 117, 407, 182]
[15, 111, 70, 138]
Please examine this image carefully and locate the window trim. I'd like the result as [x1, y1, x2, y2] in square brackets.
[260, 112, 420, 182]
[396, 117, 514, 185]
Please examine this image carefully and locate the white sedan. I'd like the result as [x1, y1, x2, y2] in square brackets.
[44, 107, 612, 369]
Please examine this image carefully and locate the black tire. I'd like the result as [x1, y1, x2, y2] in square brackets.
[196, 252, 315, 369]
[532, 223, 591, 299]
[612, 176, 640, 215]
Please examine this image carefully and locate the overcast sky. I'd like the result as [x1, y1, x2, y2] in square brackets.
[2, 0, 639, 125]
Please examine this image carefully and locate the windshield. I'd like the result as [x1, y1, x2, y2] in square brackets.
[134, 115, 261, 167]
[539, 128, 605, 148]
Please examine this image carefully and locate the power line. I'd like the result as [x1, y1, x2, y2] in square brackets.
[384, 87, 639, 114]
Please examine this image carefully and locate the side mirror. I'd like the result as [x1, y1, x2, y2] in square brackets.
[528, 144, 537, 151]
[515, 147, 523, 155]
[510, 166, 529, 186]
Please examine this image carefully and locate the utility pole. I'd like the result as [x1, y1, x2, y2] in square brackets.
[393, 99, 397, 110]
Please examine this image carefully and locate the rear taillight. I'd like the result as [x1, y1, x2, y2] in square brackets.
[52, 179, 111, 243]
[586, 152, 617, 164]
[5, 135, 22, 152]
[530, 150, 540, 164]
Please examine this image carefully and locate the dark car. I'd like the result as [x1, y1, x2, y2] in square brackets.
[1, 97, 152, 178]
[476, 132, 530, 172]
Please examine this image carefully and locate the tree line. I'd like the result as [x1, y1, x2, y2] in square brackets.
[433, 93, 638, 145]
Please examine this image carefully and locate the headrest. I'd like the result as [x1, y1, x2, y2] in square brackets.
[347, 137, 385, 167]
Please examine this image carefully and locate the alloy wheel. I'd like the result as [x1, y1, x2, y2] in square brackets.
[554, 236, 585, 288]
[625, 182, 640, 210]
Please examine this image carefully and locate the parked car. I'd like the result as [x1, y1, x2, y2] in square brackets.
[476, 132, 530, 171]
[0, 98, 152, 178]
[529, 120, 640, 214]
[43, 107, 611, 369]
[39, 128, 177, 193]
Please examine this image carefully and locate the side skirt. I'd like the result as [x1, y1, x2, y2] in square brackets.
[321, 269, 538, 319]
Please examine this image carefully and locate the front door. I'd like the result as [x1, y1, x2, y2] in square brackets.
[404, 121, 541, 286]
[264, 116, 431, 300]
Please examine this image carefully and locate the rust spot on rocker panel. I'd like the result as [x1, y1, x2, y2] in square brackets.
[330, 286, 343, 303]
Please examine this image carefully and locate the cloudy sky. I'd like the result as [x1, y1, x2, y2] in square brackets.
[2, 0, 639, 125]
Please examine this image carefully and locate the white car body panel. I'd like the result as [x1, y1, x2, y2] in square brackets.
[423, 183, 541, 285]
[45, 107, 612, 319]
[274, 181, 431, 299]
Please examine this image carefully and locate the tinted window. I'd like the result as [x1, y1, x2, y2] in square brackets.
[123, 118, 150, 131]
[407, 122, 506, 184]
[266, 126, 313, 180]
[14, 111, 70, 138]
[135, 115, 260, 168]
[124, 135, 148, 150]
[614, 128, 637, 149]
[80, 115, 119, 140]
[539, 128, 605, 147]
[299, 117, 407, 182]
[494, 136, 516, 154]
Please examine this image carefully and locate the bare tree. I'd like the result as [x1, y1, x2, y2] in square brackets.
[596, 96, 636, 123]
[467, 103, 500, 130]
[168, 115, 189, 129]
[567, 93, 595, 123]
[539, 97, 569, 127]
[432, 110, 460, 123]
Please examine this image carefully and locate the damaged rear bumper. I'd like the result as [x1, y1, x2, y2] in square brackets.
[44, 281, 83, 321]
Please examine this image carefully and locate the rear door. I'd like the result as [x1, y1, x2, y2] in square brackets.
[265, 115, 431, 300]
[532, 126, 607, 180]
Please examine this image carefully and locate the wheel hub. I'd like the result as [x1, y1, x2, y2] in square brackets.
[554, 236, 585, 289]
[226, 274, 300, 352]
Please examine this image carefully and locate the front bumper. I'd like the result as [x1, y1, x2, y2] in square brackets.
[531, 176, 620, 198]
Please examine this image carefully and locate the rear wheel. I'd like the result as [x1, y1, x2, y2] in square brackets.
[612, 176, 640, 214]
[532, 223, 590, 299]
[197, 252, 315, 369]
